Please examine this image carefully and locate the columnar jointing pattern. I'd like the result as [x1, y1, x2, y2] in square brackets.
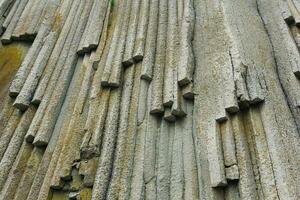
[0, 0, 299, 199]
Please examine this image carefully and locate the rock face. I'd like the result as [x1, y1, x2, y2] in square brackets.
[0, 0, 299, 199]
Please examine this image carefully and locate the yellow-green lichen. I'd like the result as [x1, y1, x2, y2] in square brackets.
[0, 43, 28, 98]
[50, 191, 68, 200]
[80, 188, 92, 199]
[52, 14, 62, 32]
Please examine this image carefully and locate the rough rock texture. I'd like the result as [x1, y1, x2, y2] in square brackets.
[0, 0, 300, 199]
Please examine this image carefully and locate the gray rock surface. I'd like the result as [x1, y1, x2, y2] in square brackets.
[0, 0, 299, 199]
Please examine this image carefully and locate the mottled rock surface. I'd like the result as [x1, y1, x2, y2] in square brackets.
[0, 0, 300, 199]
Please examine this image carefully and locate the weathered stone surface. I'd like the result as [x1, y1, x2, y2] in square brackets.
[0, 0, 299, 199]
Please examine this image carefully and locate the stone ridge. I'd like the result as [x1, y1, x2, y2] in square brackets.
[0, 0, 299, 199]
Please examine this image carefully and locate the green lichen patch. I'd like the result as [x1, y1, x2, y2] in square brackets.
[0, 42, 29, 98]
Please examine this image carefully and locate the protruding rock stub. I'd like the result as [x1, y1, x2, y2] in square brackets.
[225, 104, 239, 114]
[281, 0, 294, 24]
[177, 0, 195, 87]
[163, 0, 179, 109]
[100, 2, 122, 88]
[216, 98, 228, 123]
[218, 119, 240, 183]
[149, 0, 167, 117]
[77, 0, 109, 55]
[122, 0, 141, 67]
[171, 86, 187, 118]
[207, 121, 233, 188]
[25, 132, 35, 143]
[290, 27, 300, 57]
[286, 0, 300, 26]
[107, 0, 132, 88]
[230, 50, 266, 108]
[32, 137, 49, 147]
[13, 101, 28, 111]
[132, 0, 150, 62]
[164, 107, 175, 122]
[220, 120, 237, 167]
[182, 82, 195, 100]
[207, 119, 239, 187]
[225, 165, 239, 181]
[140, 0, 159, 82]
